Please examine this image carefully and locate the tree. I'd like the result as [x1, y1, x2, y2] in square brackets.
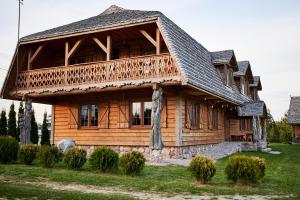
[17, 101, 24, 142]
[267, 110, 292, 143]
[30, 110, 38, 144]
[41, 112, 50, 145]
[0, 110, 7, 136]
[7, 103, 17, 140]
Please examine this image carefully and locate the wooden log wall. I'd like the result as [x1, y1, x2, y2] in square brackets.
[53, 89, 176, 147]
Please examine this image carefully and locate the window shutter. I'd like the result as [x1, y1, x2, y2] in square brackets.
[68, 104, 78, 129]
[98, 102, 110, 129]
[185, 99, 191, 129]
[118, 99, 129, 128]
[161, 97, 168, 128]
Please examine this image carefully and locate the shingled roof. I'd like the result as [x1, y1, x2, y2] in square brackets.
[250, 76, 262, 90]
[238, 101, 267, 117]
[288, 96, 300, 124]
[10, 5, 254, 104]
[234, 61, 253, 77]
[210, 50, 237, 66]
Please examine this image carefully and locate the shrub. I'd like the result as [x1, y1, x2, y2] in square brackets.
[188, 155, 216, 184]
[119, 151, 146, 175]
[19, 144, 39, 165]
[0, 136, 19, 164]
[38, 145, 63, 168]
[89, 146, 119, 172]
[225, 155, 266, 184]
[64, 147, 87, 169]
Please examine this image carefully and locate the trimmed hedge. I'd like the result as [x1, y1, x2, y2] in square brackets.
[119, 151, 146, 175]
[64, 147, 87, 169]
[89, 146, 119, 172]
[225, 155, 266, 183]
[0, 136, 19, 164]
[38, 145, 63, 168]
[188, 155, 216, 184]
[19, 144, 39, 165]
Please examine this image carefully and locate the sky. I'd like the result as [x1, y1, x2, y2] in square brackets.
[0, 0, 300, 123]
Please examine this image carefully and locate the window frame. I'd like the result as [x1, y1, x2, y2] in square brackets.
[189, 101, 203, 130]
[130, 100, 152, 129]
[79, 104, 99, 129]
[209, 106, 218, 130]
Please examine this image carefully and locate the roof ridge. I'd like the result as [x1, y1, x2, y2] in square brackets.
[99, 5, 126, 16]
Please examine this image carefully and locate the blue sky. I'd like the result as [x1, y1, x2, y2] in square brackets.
[0, 0, 300, 122]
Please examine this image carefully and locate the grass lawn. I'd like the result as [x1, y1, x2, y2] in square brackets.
[0, 143, 299, 199]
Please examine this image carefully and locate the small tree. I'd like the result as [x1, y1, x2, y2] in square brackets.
[7, 103, 17, 140]
[0, 110, 7, 136]
[41, 112, 50, 145]
[30, 110, 38, 144]
[17, 101, 24, 142]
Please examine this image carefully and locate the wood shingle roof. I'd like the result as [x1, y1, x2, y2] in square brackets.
[288, 96, 300, 124]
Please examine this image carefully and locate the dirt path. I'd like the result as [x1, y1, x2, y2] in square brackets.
[0, 175, 292, 200]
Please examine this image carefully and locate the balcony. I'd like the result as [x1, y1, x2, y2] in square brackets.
[17, 54, 180, 92]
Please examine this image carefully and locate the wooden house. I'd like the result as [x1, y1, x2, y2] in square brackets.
[288, 96, 300, 143]
[1, 5, 267, 158]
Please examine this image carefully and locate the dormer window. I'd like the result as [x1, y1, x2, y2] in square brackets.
[224, 65, 233, 87]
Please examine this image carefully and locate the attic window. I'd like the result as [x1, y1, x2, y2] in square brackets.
[225, 66, 233, 87]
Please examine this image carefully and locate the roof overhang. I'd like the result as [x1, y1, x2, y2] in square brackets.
[238, 101, 267, 117]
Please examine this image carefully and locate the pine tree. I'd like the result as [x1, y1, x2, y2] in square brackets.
[0, 110, 7, 136]
[7, 103, 17, 140]
[30, 110, 39, 144]
[41, 112, 50, 145]
[17, 101, 24, 142]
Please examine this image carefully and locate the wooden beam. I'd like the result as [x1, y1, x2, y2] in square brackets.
[156, 28, 160, 54]
[65, 41, 69, 66]
[106, 35, 111, 61]
[65, 39, 82, 66]
[27, 45, 44, 70]
[92, 37, 107, 53]
[140, 30, 157, 47]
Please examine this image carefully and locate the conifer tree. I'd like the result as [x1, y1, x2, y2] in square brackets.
[41, 112, 50, 145]
[7, 103, 17, 140]
[17, 101, 24, 142]
[0, 110, 7, 136]
[30, 110, 39, 144]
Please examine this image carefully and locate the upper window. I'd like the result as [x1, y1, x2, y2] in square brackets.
[80, 104, 98, 128]
[225, 66, 233, 87]
[131, 101, 152, 127]
[209, 106, 218, 129]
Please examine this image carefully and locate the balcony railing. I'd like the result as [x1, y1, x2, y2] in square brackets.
[17, 54, 179, 91]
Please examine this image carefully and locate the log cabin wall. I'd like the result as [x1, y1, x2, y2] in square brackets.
[180, 95, 226, 146]
[53, 89, 177, 147]
[293, 125, 300, 142]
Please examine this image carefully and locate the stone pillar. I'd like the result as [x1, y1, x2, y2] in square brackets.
[252, 116, 258, 143]
[20, 97, 32, 144]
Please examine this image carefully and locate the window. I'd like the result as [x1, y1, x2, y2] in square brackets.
[240, 119, 246, 131]
[209, 106, 218, 129]
[190, 102, 202, 129]
[241, 77, 245, 95]
[225, 66, 233, 87]
[131, 101, 152, 127]
[80, 104, 98, 128]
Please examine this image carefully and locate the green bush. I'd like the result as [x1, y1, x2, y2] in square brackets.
[119, 151, 146, 175]
[89, 146, 119, 172]
[19, 144, 39, 165]
[225, 155, 266, 184]
[0, 136, 19, 164]
[64, 147, 87, 169]
[38, 145, 63, 168]
[188, 155, 216, 184]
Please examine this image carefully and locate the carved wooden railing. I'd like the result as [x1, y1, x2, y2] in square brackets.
[17, 54, 179, 91]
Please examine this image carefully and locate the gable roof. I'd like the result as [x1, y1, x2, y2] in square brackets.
[210, 50, 237, 70]
[288, 96, 300, 124]
[238, 101, 267, 117]
[234, 61, 253, 77]
[4, 5, 253, 105]
[250, 76, 262, 90]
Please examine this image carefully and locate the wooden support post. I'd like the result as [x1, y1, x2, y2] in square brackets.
[140, 28, 161, 54]
[107, 35, 111, 61]
[65, 39, 82, 66]
[27, 44, 44, 70]
[156, 28, 160, 55]
[93, 37, 108, 54]
[175, 94, 183, 146]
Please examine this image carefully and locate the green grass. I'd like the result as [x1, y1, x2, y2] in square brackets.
[0, 143, 299, 198]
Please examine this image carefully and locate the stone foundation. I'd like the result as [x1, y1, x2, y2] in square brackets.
[77, 142, 243, 160]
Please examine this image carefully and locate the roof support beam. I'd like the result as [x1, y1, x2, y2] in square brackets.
[27, 44, 44, 70]
[140, 28, 161, 54]
[93, 35, 111, 61]
[65, 39, 82, 66]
